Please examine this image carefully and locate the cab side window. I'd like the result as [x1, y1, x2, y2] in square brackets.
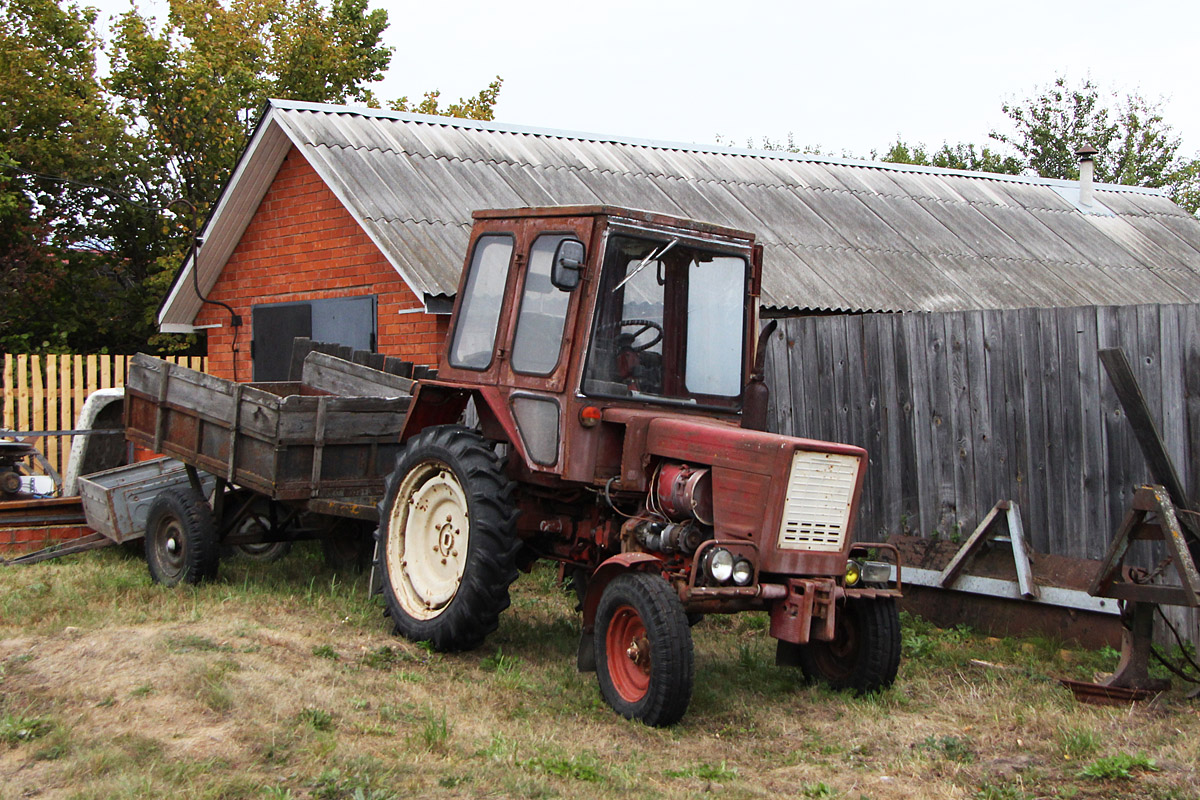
[511, 234, 577, 376]
[448, 235, 514, 370]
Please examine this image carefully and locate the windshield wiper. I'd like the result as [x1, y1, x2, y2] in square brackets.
[612, 238, 678, 293]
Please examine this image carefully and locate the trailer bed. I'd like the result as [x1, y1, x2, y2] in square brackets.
[79, 457, 217, 543]
[124, 353, 412, 505]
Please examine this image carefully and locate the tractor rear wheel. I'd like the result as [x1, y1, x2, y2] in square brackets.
[594, 572, 694, 726]
[144, 487, 219, 586]
[790, 597, 901, 693]
[377, 425, 518, 652]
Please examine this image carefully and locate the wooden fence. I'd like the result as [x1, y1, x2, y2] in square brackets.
[2, 353, 206, 478]
[764, 302, 1200, 640]
[763, 303, 1200, 558]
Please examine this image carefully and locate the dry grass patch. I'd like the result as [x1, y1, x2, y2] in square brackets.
[0, 545, 1197, 799]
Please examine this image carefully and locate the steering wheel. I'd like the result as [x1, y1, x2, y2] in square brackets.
[618, 319, 663, 352]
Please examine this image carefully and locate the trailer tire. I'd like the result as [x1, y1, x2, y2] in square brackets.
[377, 426, 518, 652]
[322, 521, 374, 572]
[233, 513, 291, 562]
[235, 540, 292, 562]
[144, 487, 219, 586]
[594, 572, 694, 727]
[791, 597, 901, 694]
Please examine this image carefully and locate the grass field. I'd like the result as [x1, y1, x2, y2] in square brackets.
[1, 545, 1197, 799]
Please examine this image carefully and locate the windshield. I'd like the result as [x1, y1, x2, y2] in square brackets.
[582, 234, 748, 405]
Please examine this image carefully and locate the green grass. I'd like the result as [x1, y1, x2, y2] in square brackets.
[1078, 751, 1159, 780]
[665, 760, 738, 781]
[1, 549, 1198, 800]
[0, 712, 54, 746]
[298, 707, 336, 732]
[311, 643, 339, 660]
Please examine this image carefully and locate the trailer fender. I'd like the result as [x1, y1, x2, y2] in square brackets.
[576, 552, 665, 672]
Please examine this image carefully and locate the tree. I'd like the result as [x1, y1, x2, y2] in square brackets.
[107, 0, 395, 215]
[875, 140, 1023, 175]
[390, 77, 504, 122]
[0, 0, 125, 242]
[0, 0, 144, 352]
[4, 0, 504, 354]
[990, 75, 1198, 212]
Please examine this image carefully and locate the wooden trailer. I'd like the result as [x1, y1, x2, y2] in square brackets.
[110, 352, 413, 584]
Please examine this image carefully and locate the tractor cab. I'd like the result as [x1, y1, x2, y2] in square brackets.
[419, 205, 761, 482]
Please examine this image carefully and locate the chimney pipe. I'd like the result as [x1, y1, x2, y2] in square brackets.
[1076, 143, 1098, 208]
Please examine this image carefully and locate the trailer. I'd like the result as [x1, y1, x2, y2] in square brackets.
[100, 351, 413, 584]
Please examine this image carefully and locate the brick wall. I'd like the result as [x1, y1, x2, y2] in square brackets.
[0, 525, 91, 556]
[195, 146, 451, 381]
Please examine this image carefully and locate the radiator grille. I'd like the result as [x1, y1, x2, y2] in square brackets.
[776, 450, 859, 552]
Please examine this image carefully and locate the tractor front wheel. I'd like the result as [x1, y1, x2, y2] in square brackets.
[594, 572, 694, 726]
[789, 597, 901, 693]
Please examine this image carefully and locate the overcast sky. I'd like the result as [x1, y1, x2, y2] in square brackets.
[87, 0, 1200, 160]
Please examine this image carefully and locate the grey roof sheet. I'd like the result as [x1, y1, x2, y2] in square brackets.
[264, 100, 1200, 312]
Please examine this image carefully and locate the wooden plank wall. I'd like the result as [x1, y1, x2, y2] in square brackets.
[764, 303, 1200, 642]
[2, 354, 206, 478]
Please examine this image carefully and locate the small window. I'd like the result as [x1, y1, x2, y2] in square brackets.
[511, 395, 560, 465]
[449, 235, 514, 370]
[511, 235, 577, 375]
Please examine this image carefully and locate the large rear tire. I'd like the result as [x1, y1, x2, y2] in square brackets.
[144, 487, 219, 587]
[791, 597, 901, 693]
[376, 426, 518, 652]
[594, 572, 694, 727]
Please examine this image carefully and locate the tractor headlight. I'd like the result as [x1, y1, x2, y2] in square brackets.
[861, 561, 893, 584]
[731, 558, 754, 586]
[705, 547, 735, 584]
[844, 560, 862, 587]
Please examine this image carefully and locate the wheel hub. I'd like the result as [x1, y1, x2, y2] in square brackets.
[626, 636, 650, 667]
[436, 518, 458, 558]
[386, 463, 470, 620]
[606, 605, 652, 703]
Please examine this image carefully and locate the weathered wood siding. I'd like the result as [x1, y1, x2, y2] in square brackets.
[764, 304, 1200, 639]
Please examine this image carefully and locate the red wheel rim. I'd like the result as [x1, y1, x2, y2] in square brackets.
[606, 604, 651, 702]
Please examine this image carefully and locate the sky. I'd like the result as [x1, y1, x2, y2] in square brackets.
[85, 0, 1200, 159]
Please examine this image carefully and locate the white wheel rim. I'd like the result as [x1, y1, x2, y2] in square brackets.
[386, 460, 469, 621]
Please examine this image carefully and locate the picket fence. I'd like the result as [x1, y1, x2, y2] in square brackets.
[2, 353, 206, 479]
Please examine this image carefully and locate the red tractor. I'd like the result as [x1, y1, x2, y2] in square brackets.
[377, 205, 901, 725]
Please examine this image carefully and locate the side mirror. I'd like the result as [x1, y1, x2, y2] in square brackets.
[551, 239, 585, 291]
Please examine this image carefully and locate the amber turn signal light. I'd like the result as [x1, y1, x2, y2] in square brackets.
[579, 406, 602, 428]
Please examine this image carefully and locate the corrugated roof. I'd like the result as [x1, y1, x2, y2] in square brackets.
[159, 99, 1200, 328]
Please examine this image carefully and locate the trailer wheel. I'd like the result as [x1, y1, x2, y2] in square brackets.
[233, 514, 291, 562]
[790, 597, 901, 693]
[144, 487, 219, 586]
[322, 521, 374, 572]
[377, 425, 518, 652]
[594, 572, 694, 727]
[235, 540, 292, 562]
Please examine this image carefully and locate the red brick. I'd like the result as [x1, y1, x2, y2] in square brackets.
[196, 146, 447, 379]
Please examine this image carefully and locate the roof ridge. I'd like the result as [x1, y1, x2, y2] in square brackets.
[269, 99, 1166, 197]
[308, 139, 1093, 212]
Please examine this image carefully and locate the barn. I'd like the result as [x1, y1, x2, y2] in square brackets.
[159, 100, 1200, 637]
